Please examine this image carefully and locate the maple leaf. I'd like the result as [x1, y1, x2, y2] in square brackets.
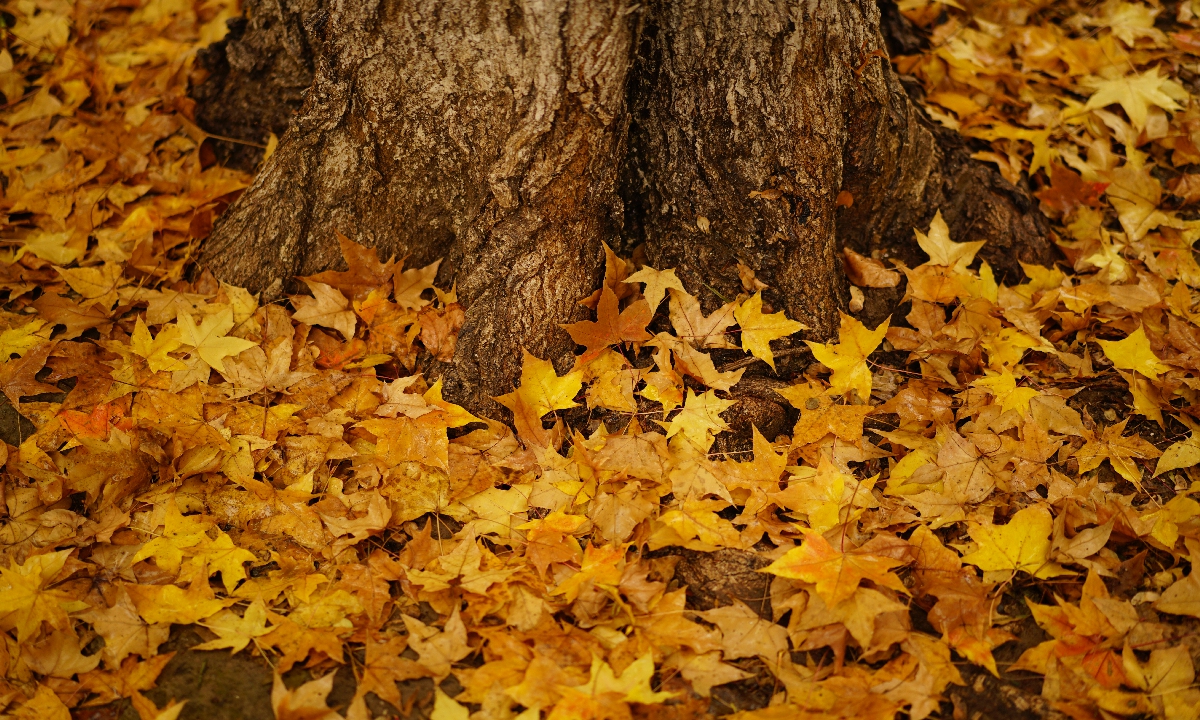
[1083, 67, 1187, 130]
[1035, 163, 1108, 217]
[0, 340, 60, 405]
[83, 587, 169, 667]
[1097, 326, 1170, 380]
[553, 543, 626, 602]
[129, 692, 187, 720]
[10, 685, 71, 720]
[806, 312, 889, 401]
[394, 259, 441, 310]
[909, 526, 1011, 676]
[658, 388, 736, 451]
[0, 549, 80, 642]
[22, 627, 100, 678]
[772, 456, 878, 533]
[130, 498, 211, 575]
[431, 689, 470, 720]
[666, 651, 752, 697]
[417, 302, 465, 361]
[30, 292, 111, 338]
[260, 616, 346, 673]
[497, 350, 583, 418]
[0, 318, 50, 357]
[125, 579, 230, 625]
[734, 292, 807, 369]
[402, 608, 471, 678]
[129, 317, 185, 372]
[56, 262, 124, 308]
[1075, 418, 1162, 486]
[550, 653, 675, 719]
[971, 369, 1040, 415]
[625, 265, 686, 312]
[18, 229, 79, 265]
[78, 654, 175, 704]
[914, 210, 985, 271]
[763, 529, 908, 606]
[701, 600, 789, 660]
[842, 247, 901, 288]
[271, 672, 342, 720]
[354, 634, 432, 706]
[1104, 165, 1181, 241]
[495, 350, 583, 444]
[292, 280, 358, 341]
[305, 232, 394, 300]
[220, 342, 313, 397]
[961, 506, 1068, 580]
[193, 600, 273, 653]
[1154, 552, 1200, 618]
[1155, 432, 1200, 476]
[561, 285, 652, 361]
[176, 306, 257, 374]
[669, 288, 739, 348]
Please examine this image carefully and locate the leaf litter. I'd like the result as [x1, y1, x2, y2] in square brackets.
[3, 1, 1200, 719]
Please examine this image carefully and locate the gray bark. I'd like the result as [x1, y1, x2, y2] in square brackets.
[193, 0, 1053, 414]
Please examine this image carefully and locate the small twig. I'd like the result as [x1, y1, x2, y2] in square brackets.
[717, 345, 812, 373]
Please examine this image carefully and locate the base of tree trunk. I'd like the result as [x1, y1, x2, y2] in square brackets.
[191, 0, 1054, 414]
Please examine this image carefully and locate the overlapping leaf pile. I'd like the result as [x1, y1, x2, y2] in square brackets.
[3, 1, 1200, 719]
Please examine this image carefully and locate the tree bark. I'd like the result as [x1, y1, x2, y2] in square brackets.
[193, 0, 1053, 413]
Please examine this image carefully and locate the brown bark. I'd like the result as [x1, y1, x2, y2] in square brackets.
[193, 0, 1053, 413]
[198, 0, 635, 413]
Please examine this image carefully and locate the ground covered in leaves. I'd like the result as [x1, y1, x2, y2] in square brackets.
[3, 0, 1200, 719]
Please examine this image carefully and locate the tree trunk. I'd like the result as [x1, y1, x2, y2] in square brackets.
[193, 0, 1053, 413]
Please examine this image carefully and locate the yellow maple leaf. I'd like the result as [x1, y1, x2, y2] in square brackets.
[625, 265, 686, 313]
[1075, 418, 1163, 486]
[550, 653, 675, 720]
[431, 689, 470, 720]
[0, 318, 51, 358]
[762, 529, 908, 606]
[668, 288, 739, 348]
[971, 369, 1041, 416]
[553, 543, 625, 602]
[129, 317, 185, 372]
[394, 259, 441, 310]
[10, 685, 71, 720]
[496, 349, 583, 419]
[960, 506, 1068, 579]
[734, 292, 807, 369]
[805, 312, 889, 401]
[0, 550, 81, 642]
[271, 672, 341, 720]
[772, 456, 878, 533]
[915, 210, 985, 271]
[292, 280, 358, 340]
[18, 230, 80, 265]
[1083, 67, 1187, 131]
[1097, 326, 1170, 380]
[1155, 432, 1200, 476]
[56, 263, 125, 308]
[131, 499, 211, 575]
[193, 600, 273, 653]
[176, 306, 257, 373]
[658, 388, 736, 451]
[129, 692, 186, 720]
[125, 581, 229, 625]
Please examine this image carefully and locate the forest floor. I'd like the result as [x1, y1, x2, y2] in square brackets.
[4, 1, 1200, 719]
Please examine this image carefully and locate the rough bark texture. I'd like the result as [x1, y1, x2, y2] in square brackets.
[622, 0, 1051, 336]
[198, 0, 636, 412]
[193, 0, 1053, 412]
[191, 0, 321, 168]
